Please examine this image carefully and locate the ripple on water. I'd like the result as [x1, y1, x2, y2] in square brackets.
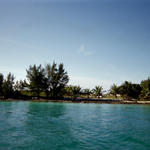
[0, 102, 150, 150]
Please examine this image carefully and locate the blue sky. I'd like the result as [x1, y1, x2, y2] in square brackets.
[0, 0, 150, 90]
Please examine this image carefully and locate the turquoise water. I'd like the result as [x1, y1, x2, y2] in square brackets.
[0, 102, 150, 150]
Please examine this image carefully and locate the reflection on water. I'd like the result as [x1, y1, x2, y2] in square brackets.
[0, 102, 150, 150]
[27, 102, 66, 118]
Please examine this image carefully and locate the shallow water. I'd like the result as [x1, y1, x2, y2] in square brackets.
[0, 102, 150, 150]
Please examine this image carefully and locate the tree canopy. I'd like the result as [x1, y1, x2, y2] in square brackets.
[26, 64, 46, 98]
[2, 73, 15, 99]
[119, 81, 141, 100]
[92, 86, 103, 98]
[45, 62, 69, 99]
[0, 62, 150, 101]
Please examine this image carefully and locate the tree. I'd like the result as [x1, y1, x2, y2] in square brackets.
[131, 84, 142, 99]
[26, 64, 46, 98]
[14, 80, 28, 98]
[119, 81, 141, 100]
[110, 84, 120, 98]
[82, 88, 91, 99]
[45, 62, 69, 99]
[92, 86, 103, 98]
[2, 73, 15, 99]
[0, 73, 4, 96]
[71, 85, 81, 100]
[140, 78, 150, 99]
[66, 85, 81, 100]
[14, 80, 25, 92]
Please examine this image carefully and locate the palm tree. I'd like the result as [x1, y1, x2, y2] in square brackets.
[92, 86, 103, 98]
[110, 84, 120, 98]
[83, 88, 91, 99]
[66, 85, 81, 100]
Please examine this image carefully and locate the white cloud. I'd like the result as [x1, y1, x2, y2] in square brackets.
[78, 44, 93, 56]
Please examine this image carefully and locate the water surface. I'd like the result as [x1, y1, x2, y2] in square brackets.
[0, 102, 150, 150]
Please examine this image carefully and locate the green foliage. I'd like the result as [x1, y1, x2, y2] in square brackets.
[1, 63, 150, 101]
[119, 81, 141, 100]
[13, 80, 29, 98]
[25, 62, 69, 99]
[65, 85, 81, 100]
[14, 80, 26, 92]
[110, 84, 120, 98]
[45, 62, 69, 99]
[26, 64, 46, 98]
[92, 86, 103, 98]
[140, 78, 150, 99]
[82, 88, 91, 98]
[0, 73, 4, 96]
[2, 73, 15, 99]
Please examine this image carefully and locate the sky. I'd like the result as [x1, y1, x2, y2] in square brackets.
[0, 0, 150, 90]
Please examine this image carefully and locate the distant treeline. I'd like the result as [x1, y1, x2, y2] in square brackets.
[0, 62, 150, 101]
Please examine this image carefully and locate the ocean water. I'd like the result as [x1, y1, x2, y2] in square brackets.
[0, 102, 150, 150]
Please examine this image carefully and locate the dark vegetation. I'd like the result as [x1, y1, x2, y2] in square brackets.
[0, 62, 150, 101]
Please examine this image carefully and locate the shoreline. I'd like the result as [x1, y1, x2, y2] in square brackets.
[0, 98, 150, 104]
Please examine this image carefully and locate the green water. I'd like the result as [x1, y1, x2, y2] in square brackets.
[0, 102, 150, 150]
